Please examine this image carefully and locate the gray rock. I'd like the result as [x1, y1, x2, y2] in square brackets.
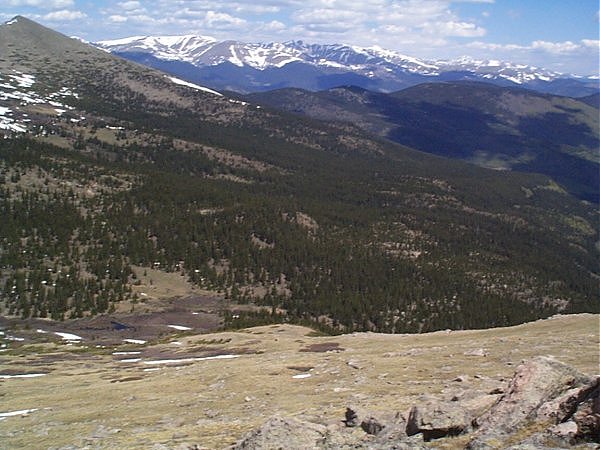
[405, 401, 470, 441]
[548, 420, 578, 440]
[232, 416, 328, 449]
[361, 416, 385, 435]
[537, 376, 599, 424]
[467, 356, 593, 449]
[572, 382, 600, 441]
[344, 406, 360, 427]
[464, 348, 488, 357]
[369, 411, 413, 447]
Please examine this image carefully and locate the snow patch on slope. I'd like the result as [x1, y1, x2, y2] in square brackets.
[0, 70, 80, 134]
[167, 76, 222, 96]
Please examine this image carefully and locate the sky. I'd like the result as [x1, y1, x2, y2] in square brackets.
[2, 0, 599, 75]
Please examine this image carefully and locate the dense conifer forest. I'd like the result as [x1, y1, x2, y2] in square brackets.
[1, 129, 597, 333]
[0, 16, 598, 333]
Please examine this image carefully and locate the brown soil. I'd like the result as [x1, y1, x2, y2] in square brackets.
[0, 294, 226, 346]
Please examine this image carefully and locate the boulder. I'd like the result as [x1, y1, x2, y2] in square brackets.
[537, 376, 599, 424]
[405, 401, 471, 441]
[361, 416, 385, 435]
[232, 416, 328, 449]
[547, 420, 578, 440]
[343, 406, 360, 427]
[572, 383, 600, 441]
[468, 356, 593, 449]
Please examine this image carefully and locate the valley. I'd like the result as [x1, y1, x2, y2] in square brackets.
[0, 16, 598, 334]
[0, 14, 598, 450]
[248, 83, 600, 203]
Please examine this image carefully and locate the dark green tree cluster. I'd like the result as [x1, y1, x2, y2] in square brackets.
[1, 78, 598, 332]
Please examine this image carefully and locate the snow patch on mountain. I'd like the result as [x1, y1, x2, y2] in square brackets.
[95, 35, 599, 94]
[167, 76, 222, 96]
[0, 70, 80, 134]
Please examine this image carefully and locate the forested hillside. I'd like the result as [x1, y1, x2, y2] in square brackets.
[0, 17, 598, 333]
[248, 83, 600, 202]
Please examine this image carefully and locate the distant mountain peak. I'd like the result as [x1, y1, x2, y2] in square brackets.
[92, 31, 599, 96]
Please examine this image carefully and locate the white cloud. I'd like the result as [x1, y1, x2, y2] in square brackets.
[468, 39, 598, 56]
[293, 9, 364, 26]
[261, 20, 286, 32]
[231, 4, 280, 14]
[423, 20, 486, 37]
[203, 11, 247, 29]
[464, 39, 599, 75]
[43, 10, 87, 21]
[4, 0, 74, 8]
[531, 40, 580, 54]
[582, 39, 600, 48]
[118, 1, 142, 11]
[108, 15, 128, 23]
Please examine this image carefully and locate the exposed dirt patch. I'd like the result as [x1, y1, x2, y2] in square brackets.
[0, 368, 52, 376]
[287, 366, 314, 372]
[299, 342, 344, 352]
[110, 376, 144, 383]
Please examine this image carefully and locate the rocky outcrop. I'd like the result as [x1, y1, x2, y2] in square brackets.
[343, 406, 386, 435]
[572, 382, 600, 441]
[234, 356, 599, 449]
[406, 401, 471, 441]
[232, 416, 329, 449]
[360, 416, 385, 435]
[468, 356, 598, 449]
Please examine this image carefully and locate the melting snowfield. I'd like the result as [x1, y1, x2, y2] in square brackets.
[54, 332, 83, 341]
[0, 409, 38, 421]
[292, 373, 312, 379]
[167, 324, 192, 331]
[167, 76, 222, 96]
[123, 338, 147, 344]
[0, 70, 80, 133]
[0, 373, 47, 379]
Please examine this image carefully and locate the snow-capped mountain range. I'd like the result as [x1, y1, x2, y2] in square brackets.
[95, 35, 599, 96]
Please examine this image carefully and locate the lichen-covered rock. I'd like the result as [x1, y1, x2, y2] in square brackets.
[467, 356, 593, 449]
[548, 420, 578, 440]
[537, 376, 599, 425]
[572, 383, 600, 442]
[361, 416, 385, 435]
[232, 416, 329, 449]
[405, 401, 470, 441]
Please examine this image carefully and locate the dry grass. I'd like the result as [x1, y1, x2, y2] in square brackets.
[0, 314, 598, 449]
[117, 266, 222, 314]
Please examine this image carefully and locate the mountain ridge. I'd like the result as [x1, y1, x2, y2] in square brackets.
[94, 31, 599, 96]
[247, 81, 600, 202]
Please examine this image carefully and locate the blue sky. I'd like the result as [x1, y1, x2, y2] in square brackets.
[2, 0, 599, 75]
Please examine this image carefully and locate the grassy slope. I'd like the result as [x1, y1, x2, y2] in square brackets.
[0, 314, 598, 448]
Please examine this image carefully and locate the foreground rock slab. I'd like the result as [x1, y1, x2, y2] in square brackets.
[238, 355, 599, 449]
[468, 356, 598, 449]
[232, 416, 330, 449]
[406, 401, 471, 441]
